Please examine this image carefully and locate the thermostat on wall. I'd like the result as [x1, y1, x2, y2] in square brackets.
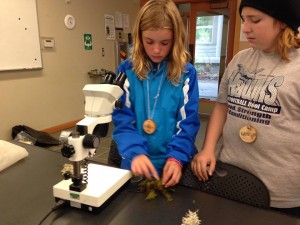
[43, 38, 55, 48]
[64, 15, 76, 30]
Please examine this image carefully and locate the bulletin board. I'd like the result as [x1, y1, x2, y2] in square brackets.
[0, 0, 42, 71]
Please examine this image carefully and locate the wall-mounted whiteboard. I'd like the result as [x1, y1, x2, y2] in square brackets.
[0, 0, 42, 71]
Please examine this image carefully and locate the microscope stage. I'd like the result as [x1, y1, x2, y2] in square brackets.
[53, 163, 132, 210]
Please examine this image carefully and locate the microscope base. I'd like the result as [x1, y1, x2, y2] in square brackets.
[53, 163, 132, 212]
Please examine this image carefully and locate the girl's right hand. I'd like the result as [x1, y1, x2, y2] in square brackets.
[191, 150, 216, 181]
[131, 154, 160, 180]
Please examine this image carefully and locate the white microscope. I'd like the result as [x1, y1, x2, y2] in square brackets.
[53, 72, 132, 212]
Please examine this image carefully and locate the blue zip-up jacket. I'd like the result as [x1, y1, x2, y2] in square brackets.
[112, 59, 200, 175]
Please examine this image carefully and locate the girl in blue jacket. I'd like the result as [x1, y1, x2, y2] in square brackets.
[111, 0, 200, 188]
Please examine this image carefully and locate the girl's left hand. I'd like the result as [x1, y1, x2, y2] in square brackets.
[162, 160, 182, 188]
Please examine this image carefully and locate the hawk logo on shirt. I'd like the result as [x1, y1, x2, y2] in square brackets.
[226, 64, 283, 125]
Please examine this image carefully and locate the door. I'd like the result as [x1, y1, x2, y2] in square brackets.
[195, 12, 228, 100]
[186, 0, 238, 102]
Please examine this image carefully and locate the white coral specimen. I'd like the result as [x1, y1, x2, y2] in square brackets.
[181, 210, 201, 225]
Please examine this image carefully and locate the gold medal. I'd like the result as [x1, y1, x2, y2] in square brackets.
[239, 125, 257, 143]
[143, 119, 156, 134]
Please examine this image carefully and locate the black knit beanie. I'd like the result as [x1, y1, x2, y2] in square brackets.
[239, 0, 300, 33]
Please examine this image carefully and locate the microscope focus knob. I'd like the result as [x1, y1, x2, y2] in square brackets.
[83, 134, 100, 149]
[61, 144, 75, 158]
[115, 99, 124, 109]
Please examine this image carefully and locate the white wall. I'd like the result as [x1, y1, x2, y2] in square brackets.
[0, 0, 139, 140]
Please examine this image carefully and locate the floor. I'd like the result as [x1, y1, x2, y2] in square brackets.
[47, 114, 220, 165]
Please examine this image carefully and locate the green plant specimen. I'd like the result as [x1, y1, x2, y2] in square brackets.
[137, 179, 175, 201]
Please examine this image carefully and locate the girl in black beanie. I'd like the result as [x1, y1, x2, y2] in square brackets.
[192, 0, 300, 218]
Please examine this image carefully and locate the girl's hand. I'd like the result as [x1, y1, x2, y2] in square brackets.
[162, 160, 182, 188]
[131, 155, 160, 180]
[191, 150, 216, 181]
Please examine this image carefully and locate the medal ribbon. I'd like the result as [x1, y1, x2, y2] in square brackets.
[146, 68, 165, 121]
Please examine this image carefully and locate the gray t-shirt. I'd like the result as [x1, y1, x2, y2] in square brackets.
[217, 48, 300, 208]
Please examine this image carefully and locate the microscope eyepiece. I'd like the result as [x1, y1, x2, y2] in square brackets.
[103, 72, 116, 84]
[114, 72, 127, 88]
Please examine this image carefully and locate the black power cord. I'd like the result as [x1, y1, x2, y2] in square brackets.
[38, 200, 68, 225]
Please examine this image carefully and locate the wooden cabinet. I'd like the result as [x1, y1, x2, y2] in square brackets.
[140, 0, 219, 5]
[140, 0, 227, 5]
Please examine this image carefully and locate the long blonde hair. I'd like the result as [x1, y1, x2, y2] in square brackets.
[276, 27, 300, 61]
[131, 0, 190, 85]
